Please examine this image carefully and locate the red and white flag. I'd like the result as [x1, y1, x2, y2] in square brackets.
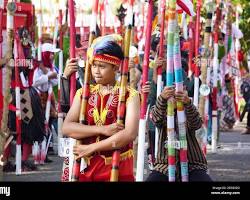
[177, 0, 196, 17]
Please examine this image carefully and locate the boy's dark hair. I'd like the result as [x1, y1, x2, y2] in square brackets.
[95, 41, 124, 60]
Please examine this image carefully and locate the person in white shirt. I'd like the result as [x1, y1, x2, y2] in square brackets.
[33, 43, 60, 162]
[33, 43, 59, 92]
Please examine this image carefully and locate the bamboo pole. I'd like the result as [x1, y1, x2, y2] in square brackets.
[173, 20, 188, 182]
[136, 0, 153, 182]
[211, 0, 222, 153]
[155, 0, 166, 162]
[14, 37, 22, 175]
[110, 0, 134, 182]
[70, 0, 99, 182]
[0, 0, 15, 180]
[193, 0, 201, 108]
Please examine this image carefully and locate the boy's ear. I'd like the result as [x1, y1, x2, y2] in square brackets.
[113, 65, 118, 72]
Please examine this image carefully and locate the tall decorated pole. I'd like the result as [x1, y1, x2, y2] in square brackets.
[234, 4, 240, 119]
[198, 1, 215, 155]
[14, 35, 22, 175]
[69, 0, 76, 104]
[198, 1, 214, 119]
[136, 0, 153, 182]
[0, 0, 15, 178]
[70, 0, 99, 182]
[154, 0, 166, 161]
[68, 0, 77, 181]
[211, 0, 221, 153]
[173, 21, 188, 181]
[110, 0, 134, 182]
[57, 2, 64, 157]
[193, 0, 201, 108]
[166, 0, 177, 182]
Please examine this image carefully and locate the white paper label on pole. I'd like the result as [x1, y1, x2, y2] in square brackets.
[177, 111, 186, 123]
[167, 116, 175, 129]
[60, 138, 71, 157]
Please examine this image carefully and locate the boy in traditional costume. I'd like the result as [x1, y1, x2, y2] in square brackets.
[62, 34, 140, 181]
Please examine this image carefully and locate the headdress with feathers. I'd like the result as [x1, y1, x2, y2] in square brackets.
[87, 34, 124, 67]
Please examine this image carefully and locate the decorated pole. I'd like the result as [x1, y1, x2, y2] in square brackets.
[14, 36, 22, 175]
[197, 1, 215, 155]
[154, 0, 166, 162]
[0, 0, 16, 178]
[193, 0, 201, 108]
[68, 0, 76, 181]
[173, 21, 188, 181]
[68, 0, 77, 181]
[70, 0, 99, 182]
[57, 5, 64, 156]
[198, 1, 214, 119]
[69, 0, 76, 103]
[234, 4, 240, 119]
[110, 0, 134, 182]
[165, 0, 177, 182]
[211, 0, 221, 153]
[136, 0, 153, 182]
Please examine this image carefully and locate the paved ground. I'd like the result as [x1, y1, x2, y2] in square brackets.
[3, 117, 250, 182]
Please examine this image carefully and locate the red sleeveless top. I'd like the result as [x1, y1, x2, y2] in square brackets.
[75, 82, 138, 158]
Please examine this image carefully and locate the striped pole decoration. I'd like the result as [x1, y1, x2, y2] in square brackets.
[165, 0, 177, 182]
[173, 22, 188, 182]
[234, 4, 240, 119]
[136, 0, 153, 182]
[198, 2, 214, 156]
[14, 37, 22, 175]
[193, 0, 201, 108]
[198, 2, 213, 119]
[211, 0, 222, 153]
[70, 0, 99, 182]
[110, 0, 134, 182]
[155, 0, 166, 162]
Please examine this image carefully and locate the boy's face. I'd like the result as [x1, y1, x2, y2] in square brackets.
[91, 60, 117, 85]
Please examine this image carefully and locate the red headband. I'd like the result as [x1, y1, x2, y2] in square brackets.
[93, 54, 121, 67]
